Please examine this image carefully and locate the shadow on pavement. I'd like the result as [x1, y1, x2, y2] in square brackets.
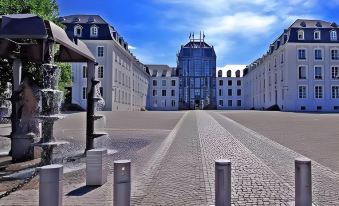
[66, 185, 100, 196]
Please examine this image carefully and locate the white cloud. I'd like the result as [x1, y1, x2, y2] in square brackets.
[128, 45, 136, 50]
[203, 12, 278, 36]
[152, 0, 321, 64]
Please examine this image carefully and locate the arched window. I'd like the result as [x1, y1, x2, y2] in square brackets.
[90, 25, 98, 37]
[217, 70, 222, 77]
[235, 70, 240, 77]
[74, 25, 82, 37]
[330, 30, 337, 41]
[298, 30, 304, 40]
[227, 70, 232, 77]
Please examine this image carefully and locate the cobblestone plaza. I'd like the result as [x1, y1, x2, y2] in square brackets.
[1, 110, 339, 205]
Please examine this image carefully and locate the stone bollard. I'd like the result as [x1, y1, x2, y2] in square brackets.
[39, 164, 63, 206]
[114, 160, 131, 206]
[86, 149, 108, 186]
[215, 159, 231, 206]
[295, 157, 312, 206]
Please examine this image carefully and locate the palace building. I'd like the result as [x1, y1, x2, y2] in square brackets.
[61, 15, 339, 112]
[243, 19, 339, 112]
[177, 33, 217, 110]
[61, 15, 149, 111]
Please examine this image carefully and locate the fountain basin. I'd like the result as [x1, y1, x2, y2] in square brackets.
[91, 114, 104, 120]
[91, 132, 108, 139]
[36, 115, 65, 122]
[34, 140, 69, 147]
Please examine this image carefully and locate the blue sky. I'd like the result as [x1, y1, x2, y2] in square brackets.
[57, 0, 339, 67]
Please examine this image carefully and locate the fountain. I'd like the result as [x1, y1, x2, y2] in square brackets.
[0, 82, 12, 124]
[0, 14, 96, 162]
[35, 62, 68, 165]
[86, 62, 107, 151]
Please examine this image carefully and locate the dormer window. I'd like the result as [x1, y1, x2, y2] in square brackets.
[90, 25, 98, 37]
[298, 30, 304, 40]
[73, 17, 80, 23]
[217, 70, 222, 77]
[74, 25, 82, 37]
[314, 30, 321, 40]
[330, 30, 337, 41]
[235, 70, 240, 77]
[300, 21, 306, 27]
[227, 70, 231, 77]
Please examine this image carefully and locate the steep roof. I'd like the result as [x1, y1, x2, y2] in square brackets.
[60, 15, 107, 24]
[183, 41, 212, 48]
[289, 19, 336, 29]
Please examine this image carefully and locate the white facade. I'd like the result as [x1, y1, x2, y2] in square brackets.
[243, 20, 339, 112]
[146, 65, 179, 111]
[216, 65, 245, 110]
[68, 25, 149, 111]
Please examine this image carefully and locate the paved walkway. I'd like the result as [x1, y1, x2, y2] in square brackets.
[1, 111, 339, 205]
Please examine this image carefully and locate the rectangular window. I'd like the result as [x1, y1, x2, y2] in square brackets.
[237, 89, 241, 96]
[228, 89, 232, 96]
[237, 80, 241, 86]
[171, 100, 176, 107]
[219, 89, 222, 96]
[228, 80, 232, 86]
[332, 86, 339, 98]
[153, 80, 157, 86]
[162, 90, 166, 96]
[314, 66, 323, 80]
[153, 90, 157, 96]
[82, 87, 87, 99]
[298, 49, 306, 60]
[314, 49, 322, 60]
[331, 49, 339, 60]
[162, 80, 166, 86]
[98, 65, 104, 78]
[331, 31, 337, 41]
[219, 100, 223, 106]
[298, 66, 307, 80]
[99, 87, 103, 96]
[301, 106, 306, 111]
[315, 85, 323, 99]
[219, 80, 223, 86]
[171, 80, 176, 86]
[228, 100, 232, 107]
[171, 90, 175, 96]
[314, 31, 321, 40]
[332, 66, 339, 79]
[97, 46, 104, 57]
[237, 100, 241, 107]
[298, 86, 307, 99]
[82, 66, 87, 78]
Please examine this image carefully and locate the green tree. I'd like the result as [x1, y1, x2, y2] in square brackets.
[58, 63, 72, 103]
[0, 0, 65, 101]
[0, 0, 59, 21]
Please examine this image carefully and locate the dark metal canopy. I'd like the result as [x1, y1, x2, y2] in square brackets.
[0, 14, 95, 63]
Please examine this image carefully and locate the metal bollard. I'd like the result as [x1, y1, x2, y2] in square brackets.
[39, 164, 63, 206]
[215, 159, 231, 206]
[114, 160, 131, 206]
[86, 149, 108, 186]
[295, 157, 312, 206]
